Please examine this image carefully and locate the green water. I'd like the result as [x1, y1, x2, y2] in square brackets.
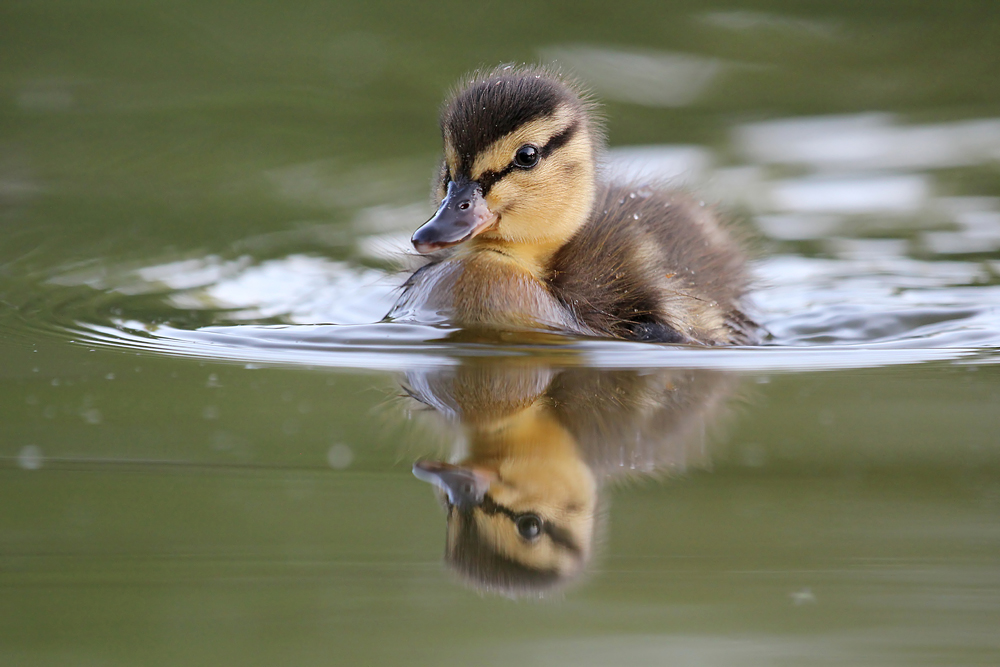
[2, 2, 1000, 665]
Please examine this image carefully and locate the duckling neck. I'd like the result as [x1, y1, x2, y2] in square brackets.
[462, 236, 565, 279]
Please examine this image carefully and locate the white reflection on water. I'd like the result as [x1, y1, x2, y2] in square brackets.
[135, 256, 254, 291]
[683, 113, 1000, 252]
[922, 198, 1000, 255]
[350, 203, 429, 264]
[450, 628, 999, 667]
[724, 112, 1000, 248]
[757, 255, 1000, 346]
[768, 174, 928, 214]
[57, 246, 1000, 352]
[698, 10, 839, 36]
[604, 145, 712, 187]
[166, 256, 397, 324]
[53, 254, 399, 324]
[754, 214, 841, 241]
[736, 113, 1000, 171]
[77, 320, 981, 373]
[17, 445, 44, 470]
[541, 45, 722, 108]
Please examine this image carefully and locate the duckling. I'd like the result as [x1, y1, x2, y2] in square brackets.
[406, 360, 737, 595]
[387, 65, 756, 345]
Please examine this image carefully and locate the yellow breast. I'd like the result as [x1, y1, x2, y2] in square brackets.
[390, 250, 580, 332]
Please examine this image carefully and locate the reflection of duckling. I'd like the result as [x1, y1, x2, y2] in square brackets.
[406, 361, 736, 595]
[388, 65, 756, 344]
[414, 400, 597, 590]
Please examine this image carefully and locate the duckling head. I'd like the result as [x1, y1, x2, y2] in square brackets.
[413, 450, 597, 596]
[411, 65, 601, 269]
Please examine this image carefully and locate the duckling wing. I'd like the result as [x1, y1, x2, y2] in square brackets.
[548, 183, 757, 345]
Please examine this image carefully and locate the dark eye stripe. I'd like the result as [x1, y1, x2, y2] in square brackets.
[478, 164, 516, 195]
[476, 120, 580, 196]
[478, 493, 583, 556]
[479, 493, 519, 520]
[539, 120, 579, 158]
[542, 522, 581, 556]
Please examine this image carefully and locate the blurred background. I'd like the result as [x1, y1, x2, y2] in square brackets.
[2, 2, 999, 665]
[4, 1, 1000, 273]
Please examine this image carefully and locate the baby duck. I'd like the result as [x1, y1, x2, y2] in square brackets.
[388, 65, 756, 345]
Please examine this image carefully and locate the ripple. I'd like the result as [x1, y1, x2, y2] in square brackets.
[756, 255, 1000, 348]
[4, 242, 996, 374]
[70, 319, 982, 373]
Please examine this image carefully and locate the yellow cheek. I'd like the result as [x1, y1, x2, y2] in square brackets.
[485, 178, 520, 214]
[496, 159, 567, 201]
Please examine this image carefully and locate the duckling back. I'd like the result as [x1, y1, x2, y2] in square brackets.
[549, 183, 756, 345]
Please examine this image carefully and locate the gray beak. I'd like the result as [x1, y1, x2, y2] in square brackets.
[412, 460, 493, 508]
[410, 181, 497, 254]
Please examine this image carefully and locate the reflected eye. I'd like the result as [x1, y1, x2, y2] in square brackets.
[516, 514, 543, 540]
[513, 145, 539, 169]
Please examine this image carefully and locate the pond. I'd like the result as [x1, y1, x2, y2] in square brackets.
[2, 2, 999, 665]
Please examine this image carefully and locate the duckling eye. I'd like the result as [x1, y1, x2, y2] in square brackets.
[513, 145, 539, 169]
[516, 514, 543, 540]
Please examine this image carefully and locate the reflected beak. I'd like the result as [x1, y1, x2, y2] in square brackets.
[412, 460, 495, 508]
[411, 181, 498, 254]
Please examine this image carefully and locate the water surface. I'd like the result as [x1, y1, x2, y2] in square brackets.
[2, 2, 999, 665]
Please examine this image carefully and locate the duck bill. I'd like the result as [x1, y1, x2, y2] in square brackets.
[412, 460, 496, 508]
[411, 181, 498, 254]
